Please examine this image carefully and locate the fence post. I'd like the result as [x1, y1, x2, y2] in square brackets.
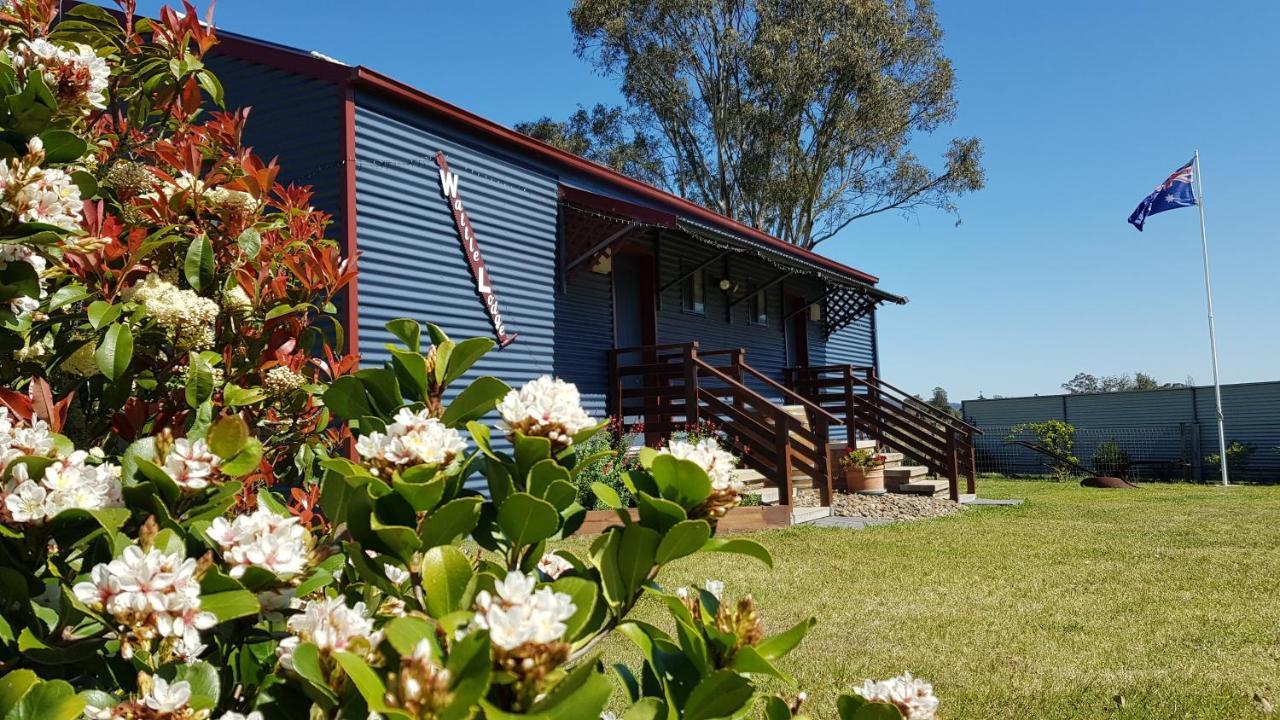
[683, 342, 700, 428]
[946, 431, 960, 502]
[775, 414, 793, 507]
[1187, 422, 1202, 483]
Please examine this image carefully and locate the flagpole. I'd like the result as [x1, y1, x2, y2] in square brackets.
[1193, 149, 1229, 486]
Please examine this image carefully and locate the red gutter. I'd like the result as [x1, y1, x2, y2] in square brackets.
[208, 29, 880, 285]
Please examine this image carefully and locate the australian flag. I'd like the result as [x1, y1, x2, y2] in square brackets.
[1128, 159, 1197, 231]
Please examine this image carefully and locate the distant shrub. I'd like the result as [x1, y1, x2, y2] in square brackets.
[1092, 440, 1132, 477]
[1206, 440, 1255, 480]
[1010, 420, 1078, 480]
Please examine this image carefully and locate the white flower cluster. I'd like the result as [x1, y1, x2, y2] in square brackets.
[0, 406, 54, 472]
[263, 365, 305, 396]
[3, 449, 122, 524]
[658, 437, 742, 493]
[0, 242, 46, 314]
[126, 273, 219, 350]
[73, 545, 217, 662]
[496, 376, 594, 449]
[12, 38, 110, 112]
[536, 552, 573, 580]
[277, 596, 381, 670]
[207, 506, 313, 579]
[142, 677, 193, 714]
[471, 570, 576, 651]
[852, 672, 939, 720]
[0, 137, 83, 231]
[355, 407, 467, 471]
[162, 437, 221, 491]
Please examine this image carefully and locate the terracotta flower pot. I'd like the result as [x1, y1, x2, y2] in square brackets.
[844, 466, 886, 495]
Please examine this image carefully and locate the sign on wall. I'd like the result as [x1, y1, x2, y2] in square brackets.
[434, 151, 516, 348]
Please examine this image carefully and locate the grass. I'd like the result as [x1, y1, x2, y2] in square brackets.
[557, 479, 1280, 719]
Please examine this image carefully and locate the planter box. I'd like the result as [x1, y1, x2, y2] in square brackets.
[572, 505, 791, 537]
[840, 466, 886, 494]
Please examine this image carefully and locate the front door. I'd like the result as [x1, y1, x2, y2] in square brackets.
[612, 252, 657, 350]
[785, 294, 809, 369]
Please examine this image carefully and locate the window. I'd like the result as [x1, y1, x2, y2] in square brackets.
[682, 264, 705, 314]
[749, 285, 768, 326]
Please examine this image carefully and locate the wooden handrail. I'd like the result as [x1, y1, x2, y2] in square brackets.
[849, 373, 984, 436]
[737, 363, 842, 426]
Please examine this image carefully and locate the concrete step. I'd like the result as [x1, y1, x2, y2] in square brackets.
[855, 439, 878, 450]
[885, 465, 928, 480]
[791, 506, 831, 524]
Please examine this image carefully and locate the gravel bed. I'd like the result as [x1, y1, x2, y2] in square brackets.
[831, 491, 968, 521]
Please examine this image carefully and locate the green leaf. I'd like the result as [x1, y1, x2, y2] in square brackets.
[385, 318, 421, 352]
[36, 130, 87, 164]
[683, 670, 754, 720]
[165, 661, 220, 710]
[207, 414, 249, 460]
[442, 337, 494, 386]
[86, 300, 120, 329]
[196, 68, 224, 106]
[591, 481, 623, 509]
[355, 368, 401, 416]
[322, 375, 370, 420]
[47, 284, 87, 311]
[622, 698, 668, 720]
[421, 546, 473, 618]
[389, 348, 428, 402]
[649, 454, 712, 509]
[184, 352, 214, 408]
[764, 696, 794, 720]
[222, 385, 267, 407]
[635, 491, 687, 534]
[442, 630, 490, 720]
[382, 616, 438, 658]
[756, 616, 816, 661]
[525, 655, 611, 718]
[550, 576, 599, 642]
[616, 523, 660, 597]
[235, 227, 260, 258]
[7, 679, 84, 720]
[837, 695, 905, 720]
[418, 496, 483, 548]
[496, 492, 559, 548]
[728, 645, 790, 682]
[391, 466, 446, 513]
[0, 259, 37, 303]
[199, 587, 259, 622]
[701, 537, 773, 568]
[441, 376, 511, 428]
[655, 519, 711, 565]
[183, 234, 214, 292]
[333, 652, 405, 718]
[219, 438, 262, 477]
[290, 642, 337, 705]
[94, 323, 133, 381]
[0, 670, 39, 716]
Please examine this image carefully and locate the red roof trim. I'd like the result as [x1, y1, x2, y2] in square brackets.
[559, 185, 677, 229]
[208, 31, 879, 285]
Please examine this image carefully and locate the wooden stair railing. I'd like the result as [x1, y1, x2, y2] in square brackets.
[609, 342, 834, 506]
[788, 365, 983, 501]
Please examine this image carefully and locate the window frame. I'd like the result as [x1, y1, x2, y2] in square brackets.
[681, 264, 706, 315]
[748, 284, 768, 326]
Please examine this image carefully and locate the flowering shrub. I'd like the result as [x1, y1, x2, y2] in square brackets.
[839, 447, 888, 470]
[0, 2, 933, 719]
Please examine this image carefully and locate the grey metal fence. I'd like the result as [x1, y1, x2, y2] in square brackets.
[963, 381, 1280, 483]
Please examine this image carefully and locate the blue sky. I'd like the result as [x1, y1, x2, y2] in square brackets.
[125, 1, 1280, 400]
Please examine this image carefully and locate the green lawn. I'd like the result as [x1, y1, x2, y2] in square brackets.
[563, 479, 1280, 719]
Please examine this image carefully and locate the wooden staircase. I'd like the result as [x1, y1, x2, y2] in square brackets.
[788, 365, 982, 502]
[609, 344, 839, 519]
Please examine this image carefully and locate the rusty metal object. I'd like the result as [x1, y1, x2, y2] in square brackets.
[1081, 476, 1140, 489]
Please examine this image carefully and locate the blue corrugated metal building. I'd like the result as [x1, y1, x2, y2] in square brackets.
[205, 31, 905, 422]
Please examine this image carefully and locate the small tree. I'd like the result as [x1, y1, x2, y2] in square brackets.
[1010, 420, 1078, 480]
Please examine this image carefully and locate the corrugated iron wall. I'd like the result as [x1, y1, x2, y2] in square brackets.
[204, 54, 344, 230]
[352, 93, 560, 400]
[962, 383, 1280, 481]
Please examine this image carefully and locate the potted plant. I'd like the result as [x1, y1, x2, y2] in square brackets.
[840, 447, 889, 494]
